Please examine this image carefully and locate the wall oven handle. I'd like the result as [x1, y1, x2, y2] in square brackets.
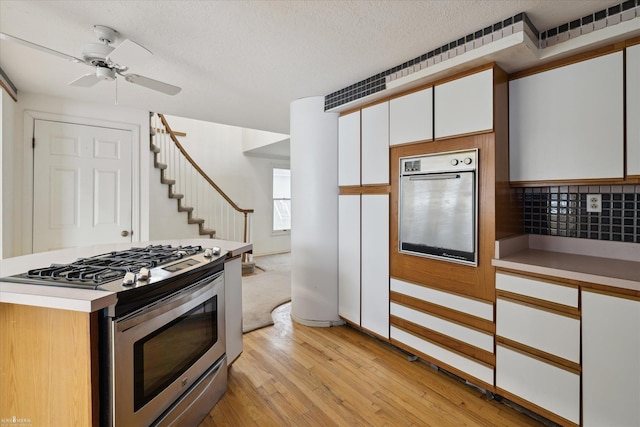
[408, 173, 461, 181]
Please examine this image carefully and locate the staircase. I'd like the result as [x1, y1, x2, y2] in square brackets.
[150, 113, 254, 270]
[150, 141, 215, 238]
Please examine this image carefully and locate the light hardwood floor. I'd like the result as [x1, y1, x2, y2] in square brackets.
[200, 303, 542, 427]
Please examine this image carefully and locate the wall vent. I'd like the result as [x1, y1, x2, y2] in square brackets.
[325, 1, 639, 111]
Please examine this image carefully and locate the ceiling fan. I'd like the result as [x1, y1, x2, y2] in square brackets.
[0, 25, 181, 96]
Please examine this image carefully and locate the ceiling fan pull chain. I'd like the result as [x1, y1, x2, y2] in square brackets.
[115, 75, 119, 105]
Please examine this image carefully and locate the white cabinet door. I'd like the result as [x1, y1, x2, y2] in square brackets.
[627, 44, 640, 176]
[389, 88, 433, 146]
[497, 345, 580, 425]
[338, 195, 361, 325]
[338, 111, 361, 186]
[434, 68, 493, 139]
[361, 194, 389, 338]
[582, 291, 640, 427]
[361, 102, 389, 185]
[509, 51, 624, 181]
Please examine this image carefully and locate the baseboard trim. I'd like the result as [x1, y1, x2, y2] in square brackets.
[290, 312, 345, 328]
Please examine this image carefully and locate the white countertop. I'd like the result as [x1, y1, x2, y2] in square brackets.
[492, 235, 640, 294]
[0, 239, 252, 312]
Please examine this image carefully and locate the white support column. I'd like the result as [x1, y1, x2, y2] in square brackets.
[289, 96, 342, 327]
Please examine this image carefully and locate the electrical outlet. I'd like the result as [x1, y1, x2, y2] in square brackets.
[586, 194, 602, 213]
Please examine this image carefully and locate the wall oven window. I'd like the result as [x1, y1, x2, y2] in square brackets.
[133, 295, 218, 411]
[399, 149, 478, 266]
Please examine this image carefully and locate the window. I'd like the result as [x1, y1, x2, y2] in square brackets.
[272, 168, 291, 232]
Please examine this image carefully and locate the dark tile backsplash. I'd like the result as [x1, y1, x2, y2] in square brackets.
[521, 185, 640, 243]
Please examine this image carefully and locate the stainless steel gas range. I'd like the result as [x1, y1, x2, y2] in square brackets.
[2, 244, 229, 426]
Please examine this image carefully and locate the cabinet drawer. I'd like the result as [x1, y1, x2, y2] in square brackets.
[496, 345, 580, 425]
[391, 302, 493, 352]
[496, 272, 578, 307]
[391, 326, 493, 386]
[391, 278, 493, 321]
[496, 298, 579, 363]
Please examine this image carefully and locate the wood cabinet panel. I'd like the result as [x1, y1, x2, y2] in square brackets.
[434, 68, 493, 139]
[509, 51, 624, 182]
[496, 344, 580, 425]
[361, 102, 389, 185]
[338, 111, 360, 186]
[338, 195, 361, 325]
[361, 194, 389, 338]
[582, 291, 640, 427]
[0, 303, 98, 426]
[389, 87, 433, 146]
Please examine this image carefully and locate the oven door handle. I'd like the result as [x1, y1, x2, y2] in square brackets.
[115, 273, 221, 332]
[408, 173, 461, 181]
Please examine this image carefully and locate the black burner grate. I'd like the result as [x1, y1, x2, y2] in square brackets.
[24, 245, 203, 285]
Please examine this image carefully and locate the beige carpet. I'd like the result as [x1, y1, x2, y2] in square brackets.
[242, 253, 291, 333]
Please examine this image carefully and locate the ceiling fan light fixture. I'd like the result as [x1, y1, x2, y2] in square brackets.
[96, 66, 116, 81]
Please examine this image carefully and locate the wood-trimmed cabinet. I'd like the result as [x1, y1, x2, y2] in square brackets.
[361, 102, 389, 185]
[509, 51, 624, 182]
[389, 87, 433, 146]
[338, 194, 389, 339]
[434, 68, 494, 139]
[495, 271, 581, 426]
[582, 290, 640, 427]
[627, 43, 640, 177]
[390, 278, 495, 389]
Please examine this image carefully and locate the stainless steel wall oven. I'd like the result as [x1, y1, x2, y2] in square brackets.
[399, 149, 478, 266]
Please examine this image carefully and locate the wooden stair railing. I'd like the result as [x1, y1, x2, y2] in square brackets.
[150, 113, 254, 263]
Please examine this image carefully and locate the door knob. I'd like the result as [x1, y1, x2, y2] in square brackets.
[121, 230, 130, 237]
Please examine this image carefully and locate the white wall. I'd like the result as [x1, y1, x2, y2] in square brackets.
[2, 92, 149, 257]
[1, 90, 17, 259]
[161, 114, 290, 256]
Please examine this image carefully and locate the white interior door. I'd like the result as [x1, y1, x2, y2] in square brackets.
[33, 119, 133, 253]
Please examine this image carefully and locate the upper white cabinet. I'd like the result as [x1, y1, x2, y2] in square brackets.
[389, 87, 433, 146]
[338, 111, 360, 186]
[361, 101, 389, 185]
[509, 51, 624, 182]
[434, 68, 493, 139]
[627, 44, 640, 176]
[582, 291, 640, 427]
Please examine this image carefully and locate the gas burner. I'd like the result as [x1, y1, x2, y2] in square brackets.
[24, 245, 204, 285]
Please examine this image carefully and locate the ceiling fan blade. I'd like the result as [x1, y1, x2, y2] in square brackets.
[69, 73, 101, 87]
[107, 39, 152, 68]
[123, 74, 181, 95]
[0, 32, 86, 64]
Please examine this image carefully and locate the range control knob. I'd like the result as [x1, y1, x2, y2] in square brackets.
[137, 268, 150, 281]
[204, 248, 214, 258]
[464, 157, 473, 165]
[122, 272, 136, 287]
[451, 159, 459, 166]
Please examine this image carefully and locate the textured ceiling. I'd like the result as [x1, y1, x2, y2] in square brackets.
[0, 0, 616, 134]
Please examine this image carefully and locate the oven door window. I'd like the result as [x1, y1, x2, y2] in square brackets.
[133, 296, 217, 411]
[400, 171, 476, 264]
